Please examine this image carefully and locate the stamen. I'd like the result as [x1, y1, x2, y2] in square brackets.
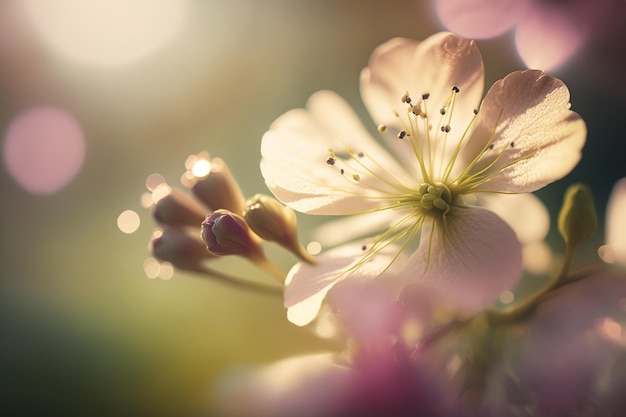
[326, 157, 335, 165]
[452, 85, 460, 93]
[422, 93, 430, 100]
[398, 130, 407, 139]
[440, 107, 446, 115]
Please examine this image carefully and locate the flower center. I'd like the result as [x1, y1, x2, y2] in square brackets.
[417, 182, 451, 213]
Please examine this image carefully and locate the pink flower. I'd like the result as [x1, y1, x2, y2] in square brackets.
[433, 0, 625, 71]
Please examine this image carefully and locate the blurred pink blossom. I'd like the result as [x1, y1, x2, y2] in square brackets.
[434, 0, 626, 71]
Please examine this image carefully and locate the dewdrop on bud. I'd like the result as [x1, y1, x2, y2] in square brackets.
[558, 183, 597, 247]
[243, 194, 315, 263]
[191, 158, 246, 215]
[201, 209, 264, 259]
[152, 188, 207, 227]
[150, 228, 215, 270]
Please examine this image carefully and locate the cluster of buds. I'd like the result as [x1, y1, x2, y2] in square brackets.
[147, 152, 314, 288]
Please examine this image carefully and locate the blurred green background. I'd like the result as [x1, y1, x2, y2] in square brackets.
[0, 1, 624, 416]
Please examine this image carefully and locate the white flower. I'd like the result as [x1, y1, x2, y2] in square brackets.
[261, 32, 586, 326]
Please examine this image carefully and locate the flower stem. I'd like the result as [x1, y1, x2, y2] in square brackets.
[251, 254, 288, 283]
[486, 241, 578, 325]
[190, 265, 283, 295]
[291, 241, 317, 265]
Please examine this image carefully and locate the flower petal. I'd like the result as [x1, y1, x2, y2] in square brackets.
[406, 207, 522, 311]
[434, 0, 526, 39]
[478, 192, 549, 244]
[460, 70, 585, 193]
[285, 244, 402, 326]
[360, 33, 484, 173]
[261, 90, 409, 215]
[312, 210, 398, 248]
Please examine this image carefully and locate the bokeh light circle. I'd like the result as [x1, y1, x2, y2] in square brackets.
[117, 210, 141, 234]
[21, 0, 189, 68]
[3, 107, 85, 194]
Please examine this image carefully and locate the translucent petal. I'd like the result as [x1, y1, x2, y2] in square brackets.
[435, 0, 527, 39]
[360, 33, 484, 175]
[312, 210, 397, 248]
[406, 207, 522, 311]
[284, 244, 401, 326]
[478, 193, 549, 244]
[261, 90, 410, 215]
[460, 70, 585, 193]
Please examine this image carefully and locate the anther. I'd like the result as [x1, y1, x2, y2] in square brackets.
[473, 109, 479, 115]
[361, 245, 367, 251]
[510, 142, 515, 148]
[398, 130, 407, 139]
[488, 144, 494, 150]
[412, 105, 421, 115]
[401, 93, 411, 104]
[340, 168, 344, 175]
[441, 125, 451, 133]
[440, 107, 446, 115]
[326, 157, 335, 165]
[353, 174, 360, 181]
[422, 93, 430, 100]
[452, 86, 460, 93]
[357, 152, 364, 158]
[377, 124, 388, 133]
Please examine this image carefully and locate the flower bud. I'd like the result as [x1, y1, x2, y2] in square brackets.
[201, 209, 264, 259]
[243, 194, 315, 263]
[191, 158, 246, 215]
[152, 188, 207, 227]
[558, 183, 597, 247]
[150, 228, 215, 270]
[243, 194, 296, 242]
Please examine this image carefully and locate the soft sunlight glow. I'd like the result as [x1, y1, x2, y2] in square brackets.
[3, 107, 85, 194]
[522, 241, 553, 274]
[498, 290, 515, 305]
[306, 241, 322, 256]
[191, 159, 211, 178]
[313, 313, 337, 339]
[606, 178, 626, 265]
[140, 192, 155, 209]
[143, 257, 161, 279]
[151, 183, 171, 204]
[596, 317, 625, 347]
[598, 245, 616, 264]
[117, 210, 141, 234]
[146, 173, 166, 192]
[159, 262, 174, 280]
[21, 0, 189, 68]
